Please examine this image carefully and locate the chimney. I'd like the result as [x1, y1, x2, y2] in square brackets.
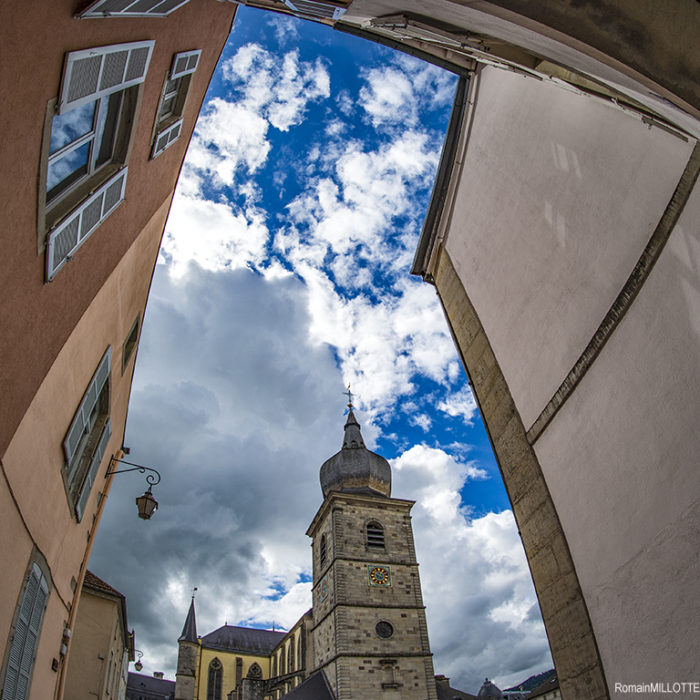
[153, 672, 164, 679]
[435, 675, 450, 687]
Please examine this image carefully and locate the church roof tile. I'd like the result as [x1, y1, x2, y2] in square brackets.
[200, 624, 285, 654]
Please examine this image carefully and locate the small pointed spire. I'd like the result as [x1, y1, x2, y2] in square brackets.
[179, 592, 198, 642]
[342, 409, 365, 449]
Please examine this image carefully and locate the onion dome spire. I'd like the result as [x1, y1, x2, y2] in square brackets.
[320, 394, 391, 498]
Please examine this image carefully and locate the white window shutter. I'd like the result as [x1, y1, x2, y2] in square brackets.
[79, 0, 191, 18]
[283, 0, 346, 20]
[63, 347, 111, 466]
[58, 41, 154, 114]
[170, 50, 201, 79]
[47, 168, 127, 281]
[75, 419, 112, 522]
[2, 565, 48, 700]
[151, 118, 183, 159]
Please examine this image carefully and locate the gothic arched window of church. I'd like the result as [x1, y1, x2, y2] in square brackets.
[366, 521, 385, 548]
[320, 534, 327, 566]
[297, 633, 303, 670]
[279, 645, 286, 675]
[272, 653, 277, 677]
[248, 662, 262, 678]
[207, 658, 222, 700]
[289, 635, 295, 670]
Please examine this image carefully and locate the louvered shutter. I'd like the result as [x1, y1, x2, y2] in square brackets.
[75, 419, 112, 522]
[283, 0, 346, 20]
[63, 348, 111, 468]
[58, 41, 154, 114]
[47, 167, 127, 281]
[151, 118, 183, 159]
[80, 0, 191, 18]
[171, 50, 201, 80]
[2, 565, 48, 700]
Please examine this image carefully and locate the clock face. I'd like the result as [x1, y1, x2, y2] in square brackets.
[368, 565, 391, 587]
[320, 575, 329, 601]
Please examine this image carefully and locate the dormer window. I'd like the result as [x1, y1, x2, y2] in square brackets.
[366, 521, 384, 548]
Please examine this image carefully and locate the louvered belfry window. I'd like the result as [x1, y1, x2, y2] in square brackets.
[79, 0, 191, 18]
[62, 347, 112, 521]
[151, 50, 201, 159]
[2, 564, 49, 700]
[319, 534, 327, 566]
[366, 521, 385, 548]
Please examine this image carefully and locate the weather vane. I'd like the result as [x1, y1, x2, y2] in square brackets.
[343, 384, 354, 409]
[192, 586, 198, 600]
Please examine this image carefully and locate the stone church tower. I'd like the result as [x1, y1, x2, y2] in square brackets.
[175, 596, 199, 700]
[306, 408, 438, 700]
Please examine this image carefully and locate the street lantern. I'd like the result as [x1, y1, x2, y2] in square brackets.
[106, 457, 162, 520]
[135, 487, 158, 520]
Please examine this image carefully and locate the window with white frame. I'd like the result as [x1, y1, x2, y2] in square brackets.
[151, 50, 201, 159]
[62, 347, 112, 522]
[2, 562, 50, 700]
[79, 0, 191, 18]
[41, 41, 154, 280]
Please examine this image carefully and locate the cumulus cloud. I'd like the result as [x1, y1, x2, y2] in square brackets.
[91, 266, 344, 672]
[392, 446, 551, 691]
[160, 192, 269, 277]
[438, 385, 479, 425]
[358, 57, 457, 129]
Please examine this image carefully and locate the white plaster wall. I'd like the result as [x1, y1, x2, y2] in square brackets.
[533, 182, 700, 683]
[444, 64, 694, 430]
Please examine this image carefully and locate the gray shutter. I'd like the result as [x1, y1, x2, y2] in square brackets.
[63, 347, 111, 467]
[283, 0, 346, 20]
[47, 167, 127, 281]
[170, 50, 201, 79]
[79, 0, 191, 18]
[75, 418, 112, 522]
[58, 41, 154, 114]
[2, 565, 48, 700]
[151, 118, 183, 159]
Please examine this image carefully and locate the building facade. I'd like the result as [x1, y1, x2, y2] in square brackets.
[63, 571, 135, 700]
[0, 3, 236, 699]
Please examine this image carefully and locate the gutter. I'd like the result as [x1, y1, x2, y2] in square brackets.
[411, 74, 470, 280]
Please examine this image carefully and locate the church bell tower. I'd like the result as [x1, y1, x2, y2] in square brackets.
[306, 406, 438, 700]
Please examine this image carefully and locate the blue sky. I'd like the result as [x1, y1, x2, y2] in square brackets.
[90, 7, 551, 693]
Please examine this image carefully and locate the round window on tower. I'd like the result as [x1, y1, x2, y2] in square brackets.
[375, 621, 394, 639]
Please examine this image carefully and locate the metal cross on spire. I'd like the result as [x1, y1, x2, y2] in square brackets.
[343, 384, 354, 409]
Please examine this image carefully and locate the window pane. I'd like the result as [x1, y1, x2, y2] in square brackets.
[96, 92, 123, 168]
[47, 142, 90, 199]
[164, 77, 181, 95]
[159, 94, 177, 119]
[49, 102, 96, 154]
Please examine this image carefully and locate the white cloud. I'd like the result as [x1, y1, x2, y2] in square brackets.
[409, 413, 432, 431]
[222, 44, 330, 132]
[437, 385, 479, 425]
[359, 66, 416, 127]
[161, 192, 269, 277]
[392, 446, 551, 691]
